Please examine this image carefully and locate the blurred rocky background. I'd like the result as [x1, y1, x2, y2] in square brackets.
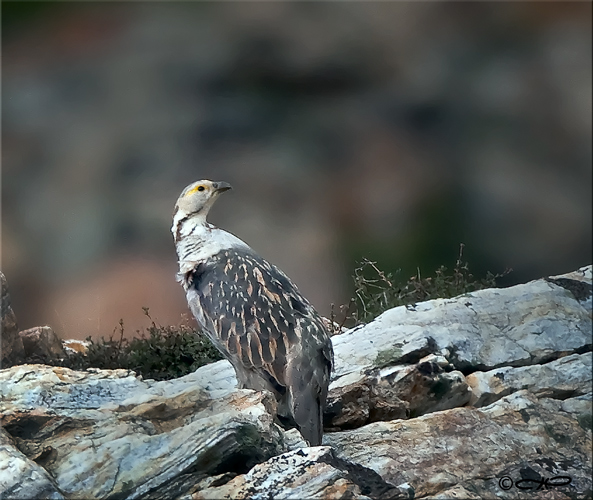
[2, 2, 591, 340]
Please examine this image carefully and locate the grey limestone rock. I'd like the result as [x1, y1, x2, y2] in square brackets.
[0, 426, 64, 500]
[325, 390, 592, 499]
[1, 265, 591, 499]
[467, 352, 592, 407]
[0, 365, 284, 499]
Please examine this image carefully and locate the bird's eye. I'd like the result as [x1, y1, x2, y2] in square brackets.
[197, 186, 205, 192]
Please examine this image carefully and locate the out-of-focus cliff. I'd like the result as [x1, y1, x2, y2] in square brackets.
[2, 2, 591, 339]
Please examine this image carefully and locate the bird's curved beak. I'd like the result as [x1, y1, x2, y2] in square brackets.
[212, 181, 232, 193]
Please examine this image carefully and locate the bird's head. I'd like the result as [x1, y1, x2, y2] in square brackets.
[174, 180, 232, 220]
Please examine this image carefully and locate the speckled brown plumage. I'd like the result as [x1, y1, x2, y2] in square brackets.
[172, 180, 333, 445]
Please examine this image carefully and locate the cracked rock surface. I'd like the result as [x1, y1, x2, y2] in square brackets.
[1, 265, 591, 499]
[325, 390, 592, 499]
[1, 367, 284, 499]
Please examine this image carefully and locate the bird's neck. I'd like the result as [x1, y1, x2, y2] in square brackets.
[172, 212, 211, 264]
[172, 210, 250, 271]
[172, 210, 207, 243]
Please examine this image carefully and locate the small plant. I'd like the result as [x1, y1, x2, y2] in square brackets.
[60, 309, 222, 380]
[329, 244, 511, 331]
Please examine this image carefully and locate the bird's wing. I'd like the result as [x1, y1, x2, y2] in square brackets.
[185, 248, 332, 397]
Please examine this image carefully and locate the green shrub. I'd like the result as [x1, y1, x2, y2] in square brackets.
[330, 244, 510, 332]
[60, 308, 222, 380]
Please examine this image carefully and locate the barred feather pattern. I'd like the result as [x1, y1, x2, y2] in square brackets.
[180, 247, 333, 446]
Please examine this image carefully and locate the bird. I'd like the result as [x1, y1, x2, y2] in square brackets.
[172, 180, 333, 446]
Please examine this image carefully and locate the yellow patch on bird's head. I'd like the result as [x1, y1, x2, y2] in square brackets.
[184, 184, 208, 197]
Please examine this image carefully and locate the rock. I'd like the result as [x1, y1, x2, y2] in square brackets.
[61, 339, 90, 356]
[0, 365, 284, 499]
[189, 446, 401, 500]
[168, 358, 237, 401]
[1, 265, 591, 499]
[547, 265, 593, 311]
[282, 428, 309, 451]
[325, 354, 471, 429]
[325, 390, 592, 498]
[326, 267, 592, 428]
[1, 364, 145, 411]
[467, 352, 593, 407]
[423, 484, 482, 499]
[383, 355, 471, 417]
[0, 358, 239, 410]
[1, 272, 25, 368]
[325, 373, 408, 430]
[331, 268, 592, 378]
[19, 326, 67, 364]
[0, 426, 64, 500]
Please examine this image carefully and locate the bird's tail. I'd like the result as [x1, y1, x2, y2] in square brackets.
[287, 351, 331, 446]
[290, 385, 324, 446]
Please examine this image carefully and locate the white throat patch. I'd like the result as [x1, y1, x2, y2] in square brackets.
[173, 212, 251, 273]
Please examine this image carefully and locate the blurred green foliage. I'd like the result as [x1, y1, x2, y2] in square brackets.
[2, 2, 62, 35]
